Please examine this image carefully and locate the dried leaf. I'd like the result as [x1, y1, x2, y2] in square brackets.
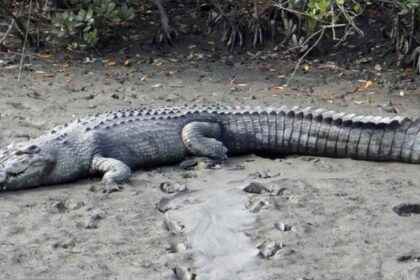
[154, 61, 164, 69]
[272, 85, 284, 91]
[302, 64, 310, 72]
[403, 67, 415, 73]
[363, 80, 373, 89]
[43, 72, 55, 78]
[123, 59, 132, 67]
[399, 91, 404, 97]
[107, 60, 117, 66]
[229, 76, 237, 85]
[168, 70, 176, 75]
[39, 53, 52, 59]
[207, 41, 216, 52]
[178, 25, 189, 34]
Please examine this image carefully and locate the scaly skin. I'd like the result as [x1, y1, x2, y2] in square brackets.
[0, 105, 419, 192]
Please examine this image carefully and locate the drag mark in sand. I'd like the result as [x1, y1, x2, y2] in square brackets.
[172, 175, 260, 280]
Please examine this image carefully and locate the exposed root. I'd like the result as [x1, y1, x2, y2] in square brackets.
[222, 21, 245, 51]
[151, 0, 178, 46]
[154, 24, 178, 46]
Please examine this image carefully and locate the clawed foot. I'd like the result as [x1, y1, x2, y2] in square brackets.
[154, 25, 178, 46]
[101, 182, 124, 194]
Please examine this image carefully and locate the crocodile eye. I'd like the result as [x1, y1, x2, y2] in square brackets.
[15, 144, 40, 155]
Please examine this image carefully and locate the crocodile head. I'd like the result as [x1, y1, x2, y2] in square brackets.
[0, 142, 56, 190]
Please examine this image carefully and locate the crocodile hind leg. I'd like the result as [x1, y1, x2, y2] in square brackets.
[181, 122, 228, 160]
[91, 155, 131, 193]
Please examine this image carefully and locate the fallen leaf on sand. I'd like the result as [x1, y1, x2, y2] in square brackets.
[107, 60, 117, 66]
[178, 25, 189, 34]
[363, 80, 373, 89]
[272, 85, 284, 91]
[153, 61, 164, 69]
[43, 72, 55, 78]
[39, 53, 52, 59]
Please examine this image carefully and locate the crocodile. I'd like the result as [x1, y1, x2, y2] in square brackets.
[0, 105, 419, 192]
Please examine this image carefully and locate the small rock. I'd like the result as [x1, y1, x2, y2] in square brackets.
[169, 242, 188, 253]
[227, 165, 245, 171]
[374, 64, 382, 71]
[165, 218, 184, 235]
[276, 187, 288, 196]
[257, 241, 283, 259]
[111, 94, 119, 99]
[180, 159, 199, 170]
[243, 182, 271, 194]
[160, 182, 188, 194]
[249, 200, 269, 213]
[49, 200, 66, 214]
[85, 211, 104, 229]
[397, 250, 420, 262]
[274, 222, 291, 232]
[52, 238, 76, 249]
[225, 60, 234, 66]
[172, 266, 196, 280]
[393, 203, 420, 216]
[250, 171, 280, 179]
[156, 198, 171, 213]
[68, 201, 85, 210]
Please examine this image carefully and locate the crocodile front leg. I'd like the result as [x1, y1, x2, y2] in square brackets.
[91, 155, 131, 193]
[181, 122, 228, 160]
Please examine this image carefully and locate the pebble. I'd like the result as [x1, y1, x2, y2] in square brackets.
[68, 201, 85, 210]
[392, 203, 420, 216]
[160, 182, 188, 194]
[249, 200, 269, 213]
[257, 241, 283, 259]
[250, 171, 280, 179]
[172, 266, 196, 280]
[156, 198, 172, 213]
[169, 242, 188, 253]
[49, 200, 66, 214]
[52, 238, 76, 249]
[165, 218, 184, 235]
[242, 182, 271, 194]
[274, 222, 291, 232]
[85, 211, 104, 229]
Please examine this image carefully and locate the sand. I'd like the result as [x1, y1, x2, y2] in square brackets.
[0, 52, 419, 280]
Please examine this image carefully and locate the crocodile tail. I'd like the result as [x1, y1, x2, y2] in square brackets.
[298, 109, 420, 163]
[223, 107, 420, 163]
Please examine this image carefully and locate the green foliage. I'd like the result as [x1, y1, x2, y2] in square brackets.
[52, 0, 134, 47]
[305, 0, 343, 30]
[399, 0, 420, 14]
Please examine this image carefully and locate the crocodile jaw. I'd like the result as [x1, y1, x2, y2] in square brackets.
[0, 145, 56, 190]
